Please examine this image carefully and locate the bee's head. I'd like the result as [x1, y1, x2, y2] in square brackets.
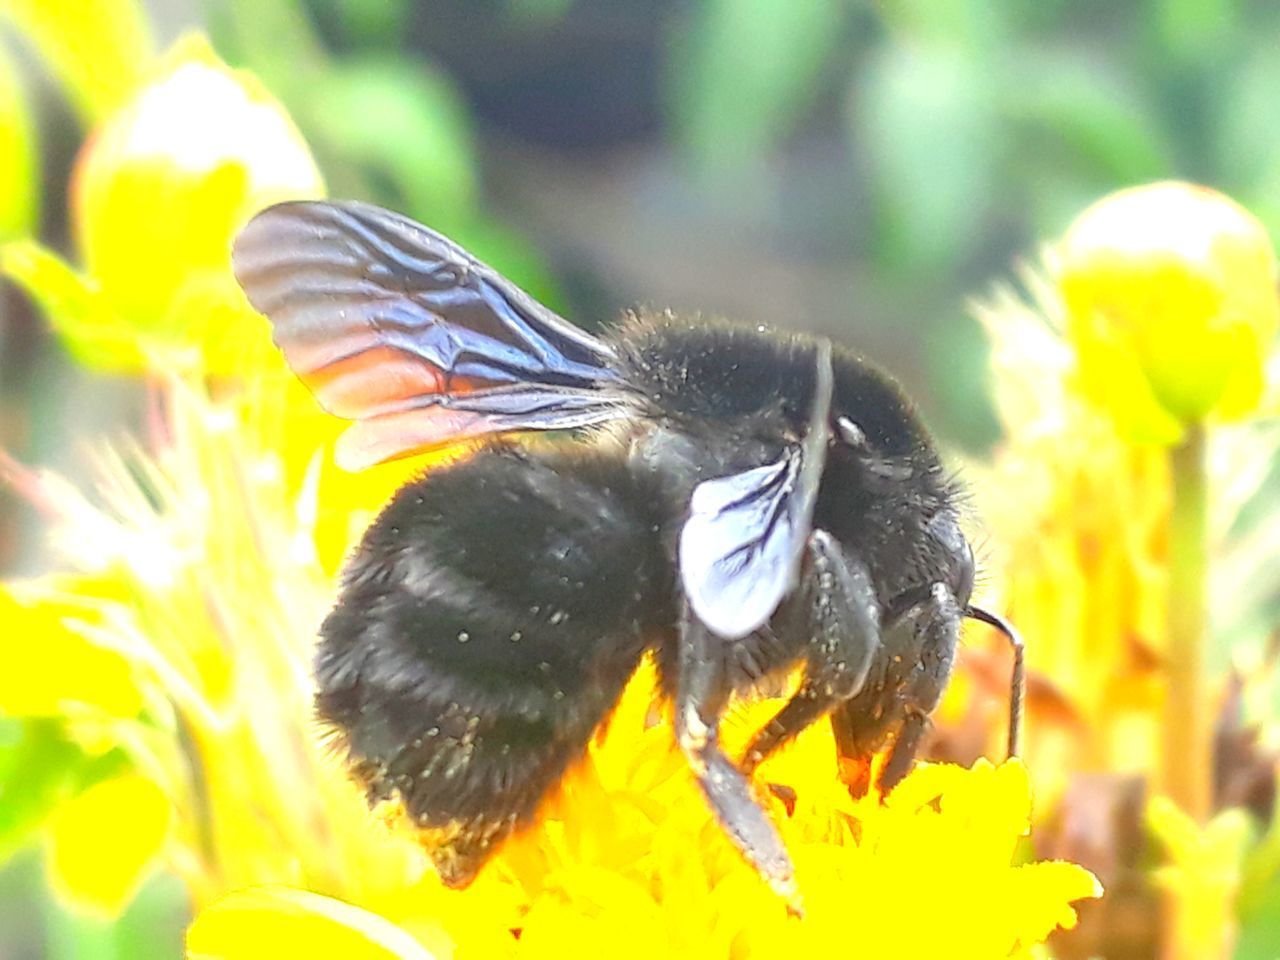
[817, 350, 967, 608]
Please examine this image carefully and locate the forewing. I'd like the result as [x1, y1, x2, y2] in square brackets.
[232, 200, 624, 469]
[334, 386, 620, 474]
[678, 340, 835, 639]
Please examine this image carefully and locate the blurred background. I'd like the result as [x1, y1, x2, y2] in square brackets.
[3, 1, 1280, 957]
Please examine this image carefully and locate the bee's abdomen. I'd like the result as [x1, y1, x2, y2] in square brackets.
[315, 442, 668, 884]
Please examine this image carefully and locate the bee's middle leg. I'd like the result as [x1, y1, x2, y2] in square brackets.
[674, 602, 799, 908]
[741, 530, 881, 775]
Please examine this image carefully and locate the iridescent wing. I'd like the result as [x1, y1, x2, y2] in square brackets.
[678, 341, 833, 639]
[232, 200, 625, 470]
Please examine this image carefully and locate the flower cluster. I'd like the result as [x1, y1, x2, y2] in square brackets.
[970, 267, 1171, 801]
[965, 182, 1280, 958]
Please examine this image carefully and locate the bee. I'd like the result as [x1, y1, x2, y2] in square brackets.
[232, 200, 1023, 909]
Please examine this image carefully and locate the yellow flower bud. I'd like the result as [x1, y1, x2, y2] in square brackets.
[71, 34, 323, 372]
[1058, 181, 1279, 442]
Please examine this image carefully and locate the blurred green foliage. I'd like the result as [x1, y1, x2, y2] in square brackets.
[0, 721, 155, 959]
[668, 0, 845, 173]
[208, 0, 560, 306]
[661, 0, 1280, 445]
[669, 0, 1280, 261]
[0, 42, 38, 240]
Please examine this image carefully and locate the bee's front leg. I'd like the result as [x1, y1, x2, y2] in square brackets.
[876, 583, 962, 791]
[675, 602, 800, 911]
[741, 530, 881, 775]
[877, 708, 932, 792]
[832, 581, 963, 795]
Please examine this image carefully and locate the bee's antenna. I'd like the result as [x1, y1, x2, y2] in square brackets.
[964, 605, 1025, 759]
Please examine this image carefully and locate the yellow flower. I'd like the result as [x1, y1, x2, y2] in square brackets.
[971, 269, 1170, 801]
[183, 689, 1100, 959]
[67, 34, 323, 372]
[1058, 181, 1279, 443]
[972, 243, 1280, 957]
[1148, 797, 1253, 960]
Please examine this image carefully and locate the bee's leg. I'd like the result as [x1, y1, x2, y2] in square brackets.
[832, 582, 962, 796]
[741, 530, 880, 774]
[831, 699, 898, 798]
[876, 583, 961, 791]
[878, 708, 931, 792]
[675, 604, 799, 908]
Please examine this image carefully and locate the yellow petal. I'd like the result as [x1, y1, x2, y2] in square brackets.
[1008, 860, 1104, 943]
[518, 892, 670, 960]
[0, 579, 144, 718]
[186, 887, 440, 960]
[46, 774, 171, 917]
[0, 0, 152, 123]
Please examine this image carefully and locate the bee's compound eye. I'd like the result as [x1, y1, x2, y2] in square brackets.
[836, 417, 866, 449]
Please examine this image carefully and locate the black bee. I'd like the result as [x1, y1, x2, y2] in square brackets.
[232, 201, 1023, 909]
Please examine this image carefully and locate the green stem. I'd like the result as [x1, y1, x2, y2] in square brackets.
[1163, 423, 1211, 823]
